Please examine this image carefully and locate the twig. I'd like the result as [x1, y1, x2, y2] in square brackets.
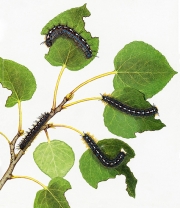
[0, 96, 68, 190]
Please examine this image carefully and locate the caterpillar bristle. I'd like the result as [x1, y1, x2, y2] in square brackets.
[101, 93, 158, 117]
[120, 148, 126, 154]
[17, 112, 50, 151]
[81, 132, 98, 149]
[42, 25, 94, 59]
[101, 93, 111, 106]
[82, 133, 126, 167]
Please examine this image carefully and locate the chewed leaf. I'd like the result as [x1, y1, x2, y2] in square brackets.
[79, 139, 135, 190]
[80, 150, 118, 188]
[79, 138, 137, 197]
[121, 166, 137, 198]
[33, 140, 75, 178]
[34, 177, 71, 208]
[0, 57, 36, 107]
[103, 88, 165, 138]
[113, 41, 177, 98]
[41, 4, 90, 35]
[41, 4, 99, 70]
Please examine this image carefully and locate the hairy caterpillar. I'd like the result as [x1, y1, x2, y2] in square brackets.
[102, 94, 158, 116]
[18, 112, 50, 150]
[82, 133, 126, 167]
[44, 25, 92, 59]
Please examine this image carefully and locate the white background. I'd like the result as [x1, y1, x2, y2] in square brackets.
[0, 0, 179, 207]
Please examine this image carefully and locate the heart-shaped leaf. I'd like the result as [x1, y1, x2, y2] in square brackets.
[113, 41, 177, 98]
[0, 57, 36, 107]
[33, 140, 75, 178]
[34, 177, 71, 208]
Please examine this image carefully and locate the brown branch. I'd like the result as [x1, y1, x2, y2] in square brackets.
[0, 96, 68, 190]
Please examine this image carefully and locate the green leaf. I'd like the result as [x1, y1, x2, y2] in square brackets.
[34, 177, 71, 208]
[79, 138, 136, 193]
[103, 88, 165, 138]
[0, 57, 36, 107]
[33, 140, 75, 178]
[113, 41, 177, 98]
[41, 4, 99, 70]
[121, 166, 137, 198]
[79, 150, 119, 188]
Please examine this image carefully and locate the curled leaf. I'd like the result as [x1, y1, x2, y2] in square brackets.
[79, 138, 136, 198]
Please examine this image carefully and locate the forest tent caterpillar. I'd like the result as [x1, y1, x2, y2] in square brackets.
[102, 94, 158, 116]
[82, 133, 126, 167]
[18, 112, 50, 150]
[43, 25, 92, 59]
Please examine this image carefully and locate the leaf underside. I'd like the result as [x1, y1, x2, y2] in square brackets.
[33, 140, 75, 178]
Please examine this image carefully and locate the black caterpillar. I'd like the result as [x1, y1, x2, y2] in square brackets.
[44, 25, 92, 59]
[18, 112, 50, 150]
[102, 94, 158, 116]
[82, 133, 126, 167]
